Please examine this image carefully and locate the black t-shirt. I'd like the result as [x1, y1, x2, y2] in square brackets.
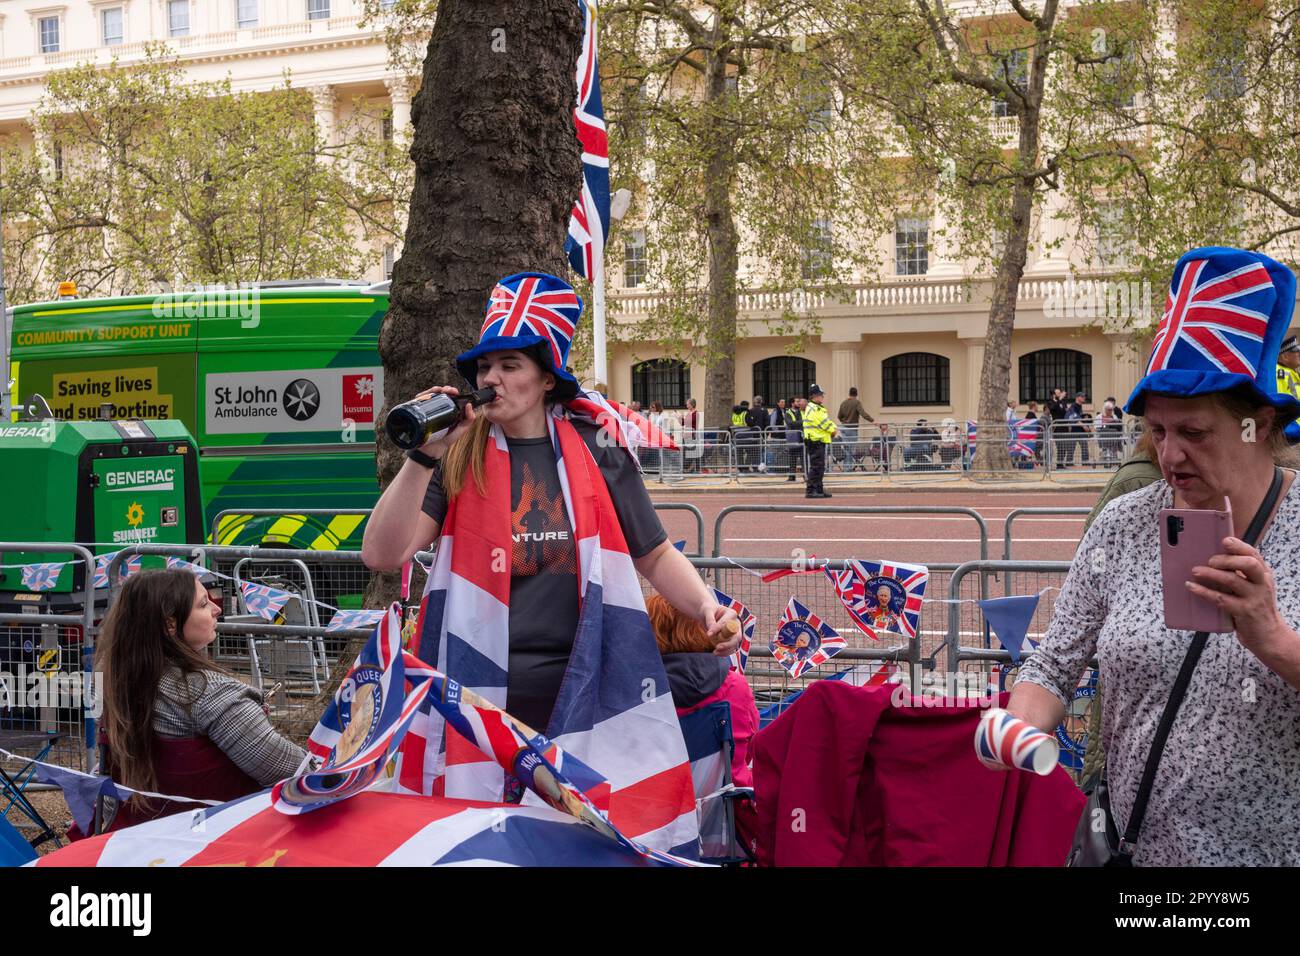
[421, 420, 667, 730]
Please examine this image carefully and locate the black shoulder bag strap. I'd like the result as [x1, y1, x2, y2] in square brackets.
[1118, 466, 1285, 858]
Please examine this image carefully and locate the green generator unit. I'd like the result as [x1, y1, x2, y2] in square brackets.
[0, 416, 204, 601]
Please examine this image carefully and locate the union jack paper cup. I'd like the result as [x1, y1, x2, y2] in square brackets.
[974, 708, 1058, 776]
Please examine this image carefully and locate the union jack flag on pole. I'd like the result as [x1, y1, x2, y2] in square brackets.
[564, 0, 610, 281]
[710, 587, 755, 673]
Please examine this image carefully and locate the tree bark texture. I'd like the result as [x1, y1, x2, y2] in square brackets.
[702, 44, 740, 429]
[367, 0, 583, 606]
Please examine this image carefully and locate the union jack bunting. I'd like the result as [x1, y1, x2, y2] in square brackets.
[771, 597, 845, 679]
[165, 556, 208, 577]
[325, 609, 388, 632]
[967, 420, 977, 456]
[92, 552, 143, 589]
[710, 586, 755, 673]
[824, 558, 928, 641]
[1147, 256, 1275, 377]
[481, 273, 583, 372]
[239, 581, 292, 621]
[564, 0, 610, 280]
[20, 562, 65, 592]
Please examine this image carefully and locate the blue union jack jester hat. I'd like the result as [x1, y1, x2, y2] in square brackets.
[1125, 246, 1300, 426]
[456, 271, 583, 394]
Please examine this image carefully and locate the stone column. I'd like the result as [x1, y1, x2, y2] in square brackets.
[308, 84, 337, 152]
[384, 75, 413, 142]
[1028, 183, 1069, 274]
[829, 343, 863, 412]
[1107, 331, 1144, 407]
[963, 336, 986, 422]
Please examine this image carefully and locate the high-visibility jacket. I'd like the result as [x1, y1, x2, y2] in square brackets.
[1277, 364, 1300, 401]
[731, 410, 748, 427]
[801, 402, 836, 443]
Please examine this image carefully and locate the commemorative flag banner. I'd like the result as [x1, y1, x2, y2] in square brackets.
[564, 0, 610, 281]
[239, 581, 293, 621]
[710, 586, 755, 673]
[825, 559, 928, 641]
[20, 562, 65, 592]
[165, 556, 209, 576]
[1009, 418, 1039, 460]
[771, 597, 845, 679]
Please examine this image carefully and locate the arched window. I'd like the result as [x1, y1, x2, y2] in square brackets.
[752, 356, 816, 406]
[1019, 348, 1092, 404]
[882, 352, 949, 406]
[631, 358, 690, 409]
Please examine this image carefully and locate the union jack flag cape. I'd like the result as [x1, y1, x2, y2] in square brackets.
[399, 412, 699, 857]
[824, 559, 928, 641]
[771, 597, 845, 679]
[564, 0, 610, 281]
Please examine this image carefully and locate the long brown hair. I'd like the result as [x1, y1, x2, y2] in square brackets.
[100, 569, 223, 794]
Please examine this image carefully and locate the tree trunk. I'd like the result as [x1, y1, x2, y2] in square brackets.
[701, 46, 740, 430]
[365, 0, 583, 608]
[976, 110, 1041, 472]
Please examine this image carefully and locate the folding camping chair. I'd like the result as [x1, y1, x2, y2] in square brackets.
[0, 730, 65, 851]
[0, 813, 37, 866]
[677, 702, 754, 865]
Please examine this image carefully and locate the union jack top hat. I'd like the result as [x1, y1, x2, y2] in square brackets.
[1125, 246, 1300, 425]
[455, 271, 583, 394]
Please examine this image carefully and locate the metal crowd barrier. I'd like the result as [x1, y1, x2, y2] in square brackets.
[0, 543, 97, 773]
[650, 503, 707, 557]
[944, 560, 1072, 676]
[712, 505, 991, 561]
[1002, 508, 1091, 562]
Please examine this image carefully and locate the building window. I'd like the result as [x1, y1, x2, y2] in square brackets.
[992, 48, 1028, 118]
[632, 358, 689, 409]
[53, 144, 64, 181]
[101, 7, 124, 46]
[801, 219, 833, 281]
[383, 245, 395, 280]
[1095, 202, 1130, 270]
[381, 114, 393, 143]
[236, 0, 259, 28]
[895, 216, 929, 276]
[307, 0, 331, 20]
[752, 356, 816, 407]
[799, 70, 835, 131]
[882, 352, 950, 406]
[1018, 348, 1092, 404]
[168, 0, 190, 37]
[1206, 38, 1246, 101]
[624, 229, 647, 288]
[1100, 43, 1138, 109]
[38, 16, 61, 53]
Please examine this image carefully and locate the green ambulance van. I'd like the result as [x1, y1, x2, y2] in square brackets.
[7, 280, 388, 553]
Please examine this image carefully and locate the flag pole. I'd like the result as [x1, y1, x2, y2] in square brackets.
[593, 249, 607, 392]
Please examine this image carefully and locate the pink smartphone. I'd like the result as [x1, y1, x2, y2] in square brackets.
[1159, 502, 1233, 632]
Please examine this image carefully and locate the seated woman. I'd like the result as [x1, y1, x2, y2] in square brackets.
[1009, 246, 1300, 865]
[94, 569, 305, 833]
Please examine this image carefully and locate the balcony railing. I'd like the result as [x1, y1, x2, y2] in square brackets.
[0, 16, 374, 77]
[609, 273, 1096, 320]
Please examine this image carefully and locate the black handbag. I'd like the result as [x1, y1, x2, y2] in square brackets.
[1067, 466, 1284, 867]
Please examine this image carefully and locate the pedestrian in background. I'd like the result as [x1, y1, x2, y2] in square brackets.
[784, 397, 804, 482]
[683, 397, 701, 473]
[1047, 387, 1070, 469]
[837, 386, 874, 472]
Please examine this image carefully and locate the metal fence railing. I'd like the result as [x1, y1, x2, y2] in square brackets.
[712, 505, 991, 561]
[1001, 508, 1091, 562]
[0, 543, 97, 774]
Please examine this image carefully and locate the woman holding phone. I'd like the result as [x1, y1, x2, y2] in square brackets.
[1009, 247, 1300, 865]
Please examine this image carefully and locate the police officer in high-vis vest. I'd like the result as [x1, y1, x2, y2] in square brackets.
[801, 383, 837, 498]
[1277, 335, 1300, 401]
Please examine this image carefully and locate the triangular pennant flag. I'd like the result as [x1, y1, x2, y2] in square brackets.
[672, 539, 686, 552]
[761, 556, 824, 583]
[978, 594, 1041, 665]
